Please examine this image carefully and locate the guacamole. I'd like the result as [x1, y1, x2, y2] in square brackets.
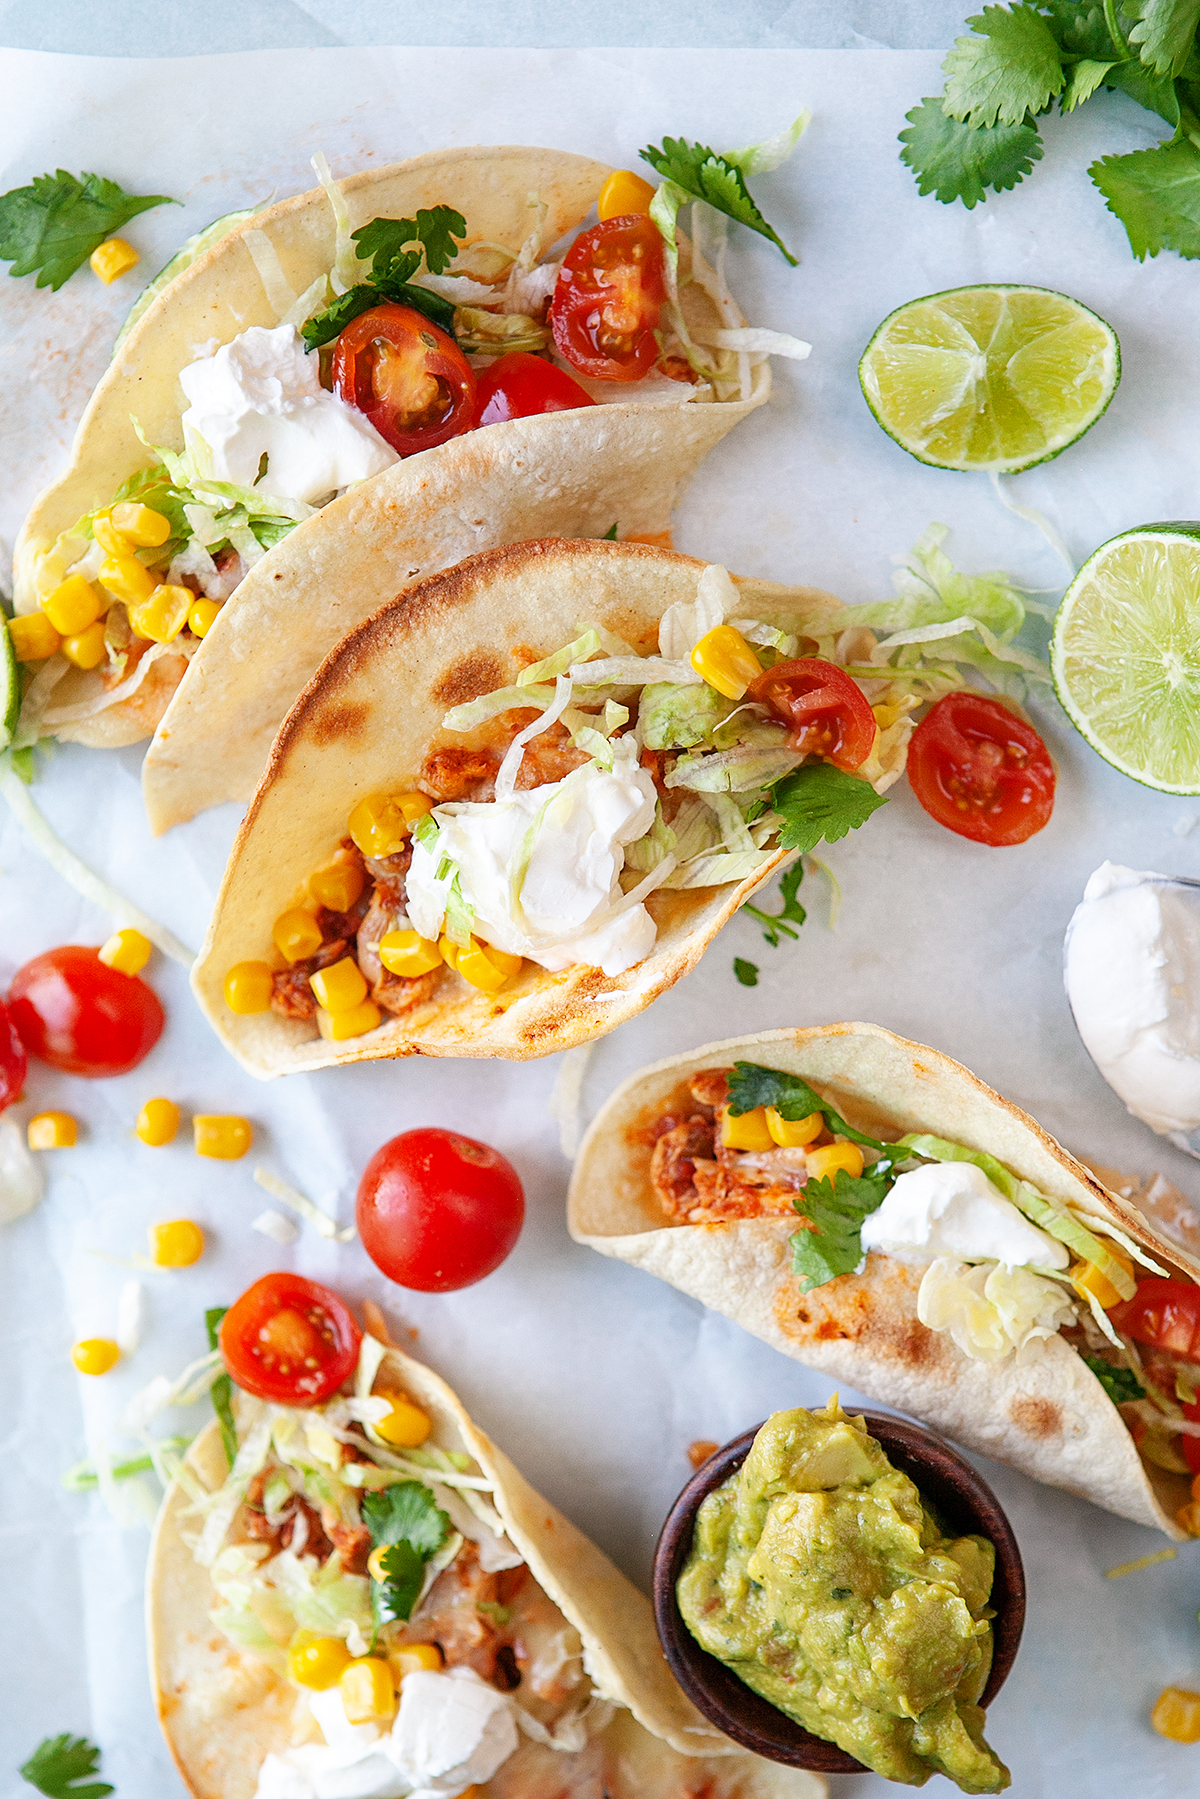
[677, 1399, 1009, 1792]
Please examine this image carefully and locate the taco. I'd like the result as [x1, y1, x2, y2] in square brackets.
[566, 1023, 1200, 1540]
[146, 1281, 823, 1799]
[190, 538, 918, 1077]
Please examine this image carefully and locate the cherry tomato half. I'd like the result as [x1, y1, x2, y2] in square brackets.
[550, 214, 666, 382]
[906, 692, 1055, 847]
[9, 946, 164, 1077]
[0, 999, 27, 1111]
[219, 1272, 362, 1405]
[473, 352, 595, 427]
[332, 304, 476, 456]
[357, 1127, 525, 1293]
[747, 658, 877, 772]
[1110, 1278, 1200, 1362]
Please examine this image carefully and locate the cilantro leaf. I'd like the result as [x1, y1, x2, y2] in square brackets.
[352, 206, 466, 279]
[742, 861, 807, 946]
[300, 278, 456, 352]
[376, 1539, 427, 1621]
[362, 1480, 449, 1624]
[899, 96, 1044, 205]
[769, 763, 887, 855]
[726, 1060, 889, 1150]
[205, 1306, 238, 1469]
[942, 5, 1066, 126]
[1127, 0, 1200, 76]
[20, 1736, 112, 1799]
[790, 1166, 895, 1294]
[733, 957, 759, 986]
[1090, 138, 1200, 257]
[1039, 0, 1124, 59]
[1104, 55, 1183, 120]
[603, 522, 619, 541]
[1061, 57, 1118, 110]
[0, 171, 175, 291]
[1083, 1356, 1146, 1405]
[640, 137, 797, 264]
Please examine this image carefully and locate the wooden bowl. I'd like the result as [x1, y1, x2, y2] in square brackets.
[652, 1412, 1025, 1773]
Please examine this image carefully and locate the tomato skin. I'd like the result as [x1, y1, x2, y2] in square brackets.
[550, 215, 666, 382]
[9, 946, 164, 1077]
[220, 1273, 362, 1405]
[0, 999, 27, 1111]
[907, 692, 1055, 847]
[747, 658, 877, 771]
[1110, 1278, 1200, 1360]
[474, 352, 595, 426]
[356, 1127, 525, 1293]
[332, 304, 476, 455]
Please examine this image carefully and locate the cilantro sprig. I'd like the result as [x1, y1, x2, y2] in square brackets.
[726, 1060, 890, 1151]
[1083, 1356, 1147, 1405]
[790, 1165, 895, 1292]
[769, 763, 888, 855]
[300, 206, 465, 351]
[640, 137, 798, 263]
[362, 1480, 449, 1625]
[743, 861, 807, 946]
[0, 171, 175, 290]
[20, 1736, 112, 1799]
[205, 1306, 238, 1469]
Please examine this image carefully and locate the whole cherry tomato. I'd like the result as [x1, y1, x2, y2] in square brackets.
[747, 658, 877, 772]
[357, 1127, 525, 1292]
[474, 352, 595, 426]
[9, 946, 164, 1076]
[219, 1272, 362, 1405]
[0, 999, 27, 1111]
[332, 304, 476, 455]
[906, 692, 1055, 847]
[550, 214, 666, 382]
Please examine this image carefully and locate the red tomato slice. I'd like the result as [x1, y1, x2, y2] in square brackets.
[220, 1273, 362, 1405]
[474, 352, 595, 426]
[907, 692, 1055, 847]
[9, 946, 164, 1077]
[332, 304, 476, 455]
[357, 1127, 524, 1293]
[550, 214, 666, 382]
[1110, 1278, 1200, 1361]
[747, 658, 877, 771]
[0, 999, 27, 1111]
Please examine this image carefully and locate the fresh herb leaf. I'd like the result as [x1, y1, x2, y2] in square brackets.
[0, 171, 175, 291]
[942, 4, 1066, 126]
[769, 763, 888, 855]
[726, 1061, 889, 1151]
[899, 96, 1044, 206]
[640, 137, 797, 264]
[20, 1736, 112, 1799]
[1061, 57, 1118, 110]
[375, 1539, 426, 1621]
[299, 277, 456, 352]
[733, 957, 759, 986]
[603, 522, 619, 541]
[352, 207, 467, 280]
[743, 860, 807, 946]
[205, 1306, 238, 1469]
[1127, 0, 1200, 76]
[1104, 54, 1183, 120]
[1084, 1356, 1146, 1404]
[1040, 0, 1124, 59]
[362, 1480, 449, 1623]
[1090, 138, 1200, 256]
[790, 1166, 895, 1294]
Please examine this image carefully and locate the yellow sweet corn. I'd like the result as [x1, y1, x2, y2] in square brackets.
[129, 584, 191, 643]
[43, 575, 104, 636]
[99, 553, 156, 606]
[317, 999, 382, 1041]
[1071, 1243, 1135, 1311]
[456, 937, 521, 993]
[150, 1219, 205, 1267]
[187, 598, 221, 638]
[348, 791, 433, 859]
[90, 238, 139, 283]
[766, 1107, 823, 1147]
[28, 1111, 77, 1149]
[806, 1141, 866, 1183]
[387, 1643, 443, 1687]
[111, 502, 171, 547]
[598, 169, 656, 219]
[8, 612, 60, 662]
[690, 624, 763, 701]
[98, 927, 152, 976]
[72, 1337, 120, 1376]
[91, 512, 129, 556]
[62, 622, 108, 671]
[310, 957, 368, 1014]
[193, 1115, 252, 1160]
[720, 1105, 775, 1152]
[340, 1658, 396, 1725]
[1153, 1686, 1200, 1743]
[374, 1396, 433, 1448]
[136, 1097, 180, 1147]
[223, 961, 274, 1014]
[1176, 1500, 1200, 1538]
[273, 907, 324, 964]
[288, 1632, 351, 1690]
[379, 931, 443, 978]
[438, 935, 460, 972]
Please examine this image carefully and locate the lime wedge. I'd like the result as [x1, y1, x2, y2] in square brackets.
[1051, 525, 1200, 794]
[859, 285, 1120, 474]
[0, 620, 20, 745]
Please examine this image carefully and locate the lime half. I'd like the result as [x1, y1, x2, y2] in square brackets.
[859, 285, 1120, 474]
[1052, 525, 1200, 794]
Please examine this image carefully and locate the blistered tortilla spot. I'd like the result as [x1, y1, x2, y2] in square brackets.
[432, 650, 507, 707]
[1008, 1394, 1062, 1440]
[309, 700, 370, 746]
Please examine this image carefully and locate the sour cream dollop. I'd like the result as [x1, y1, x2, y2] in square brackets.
[860, 1162, 1069, 1270]
[1065, 860, 1200, 1137]
[178, 323, 398, 504]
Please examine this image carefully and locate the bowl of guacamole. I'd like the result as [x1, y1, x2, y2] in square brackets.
[654, 1397, 1024, 1790]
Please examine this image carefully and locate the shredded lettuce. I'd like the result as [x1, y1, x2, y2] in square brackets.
[658, 563, 737, 660]
[311, 150, 365, 294]
[662, 848, 777, 888]
[666, 745, 801, 793]
[518, 630, 602, 687]
[640, 681, 732, 750]
[917, 1258, 1076, 1362]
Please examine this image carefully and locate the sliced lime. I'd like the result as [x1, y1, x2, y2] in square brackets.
[0, 620, 20, 745]
[859, 284, 1120, 474]
[1051, 524, 1200, 794]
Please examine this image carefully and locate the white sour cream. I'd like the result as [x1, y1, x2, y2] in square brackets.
[860, 1161, 1068, 1269]
[178, 323, 397, 504]
[1065, 860, 1200, 1137]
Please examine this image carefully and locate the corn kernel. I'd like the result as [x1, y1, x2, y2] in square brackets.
[187, 598, 221, 638]
[272, 907, 324, 964]
[137, 1097, 180, 1147]
[111, 502, 171, 547]
[28, 1111, 77, 1149]
[456, 937, 520, 994]
[438, 935, 460, 972]
[348, 791, 433, 860]
[43, 575, 104, 636]
[1153, 1686, 1200, 1743]
[483, 943, 522, 976]
[1071, 1244, 1135, 1311]
[224, 961, 274, 1014]
[374, 1396, 432, 1448]
[91, 512, 130, 556]
[766, 1107, 823, 1147]
[98, 927, 152, 976]
[598, 169, 657, 220]
[90, 237, 140, 283]
[1177, 1501, 1200, 1538]
[317, 999, 382, 1041]
[720, 1105, 775, 1152]
[379, 931, 443, 978]
[8, 612, 61, 662]
[62, 621, 108, 670]
[193, 1115, 252, 1160]
[129, 584, 191, 643]
[288, 1631, 351, 1690]
[310, 957, 368, 1013]
[387, 1643, 443, 1687]
[308, 859, 366, 913]
[806, 1141, 866, 1183]
[72, 1337, 120, 1376]
[150, 1218, 205, 1267]
[690, 624, 763, 701]
[340, 1658, 396, 1725]
[99, 553, 156, 606]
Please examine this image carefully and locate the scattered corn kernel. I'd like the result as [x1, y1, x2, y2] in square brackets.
[387, 1643, 443, 1687]
[456, 937, 520, 994]
[43, 575, 104, 636]
[29, 1111, 77, 1149]
[766, 1107, 823, 1148]
[90, 237, 140, 283]
[99, 552, 156, 606]
[598, 169, 656, 220]
[187, 598, 221, 638]
[62, 621, 108, 670]
[348, 791, 433, 859]
[379, 930, 443, 978]
[310, 957, 368, 1014]
[317, 999, 382, 1041]
[150, 1218, 205, 1267]
[438, 935, 460, 972]
[720, 1104, 775, 1152]
[111, 502, 171, 547]
[193, 1115, 252, 1160]
[308, 859, 365, 913]
[1071, 1243, 1135, 1311]
[288, 1631, 351, 1690]
[91, 511, 129, 556]
[224, 961, 274, 1014]
[374, 1396, 433, 1448]
[98, 927, 152, 976]
[340, 1657, 395, 1725]
[273, 906, 324, 964]
[1153, 1685, 1200, 1743]
[690, 624, 763, 701]
[130, 584, 191, 643]
[72, 1337, 120, 1376]
[688, 1439, 720, 1469]
[8, 612, 61, 662]
[137, 1097, 180, 1147]
[806, 1140, 866, 1183]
